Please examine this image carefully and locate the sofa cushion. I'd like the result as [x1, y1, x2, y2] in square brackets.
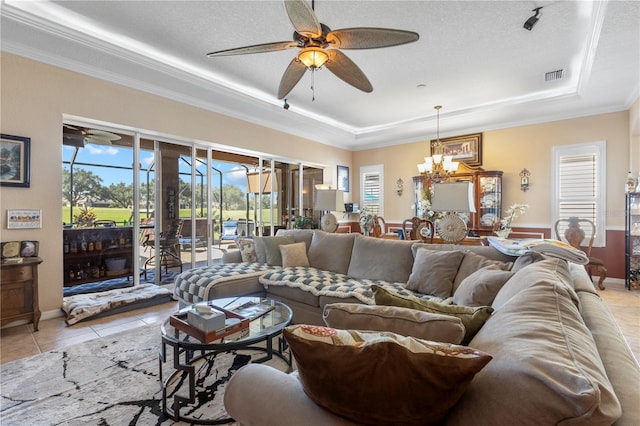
[492, 257, 579, 310]
[235, 237, 257, 262]
[347, 235, 415, 283]
[323, 303, 465, 344]
[275, 229, 314, 252]
[511, 251, 547, 272]
[256, 235, 295, 266]
[372, 285, 492, 345]
[280, 242, 310, 267]
[453, 266, 514, 307]
[411, 244, 514, 263]
[284, 324, 492, 426]
[452, 250, 513, 293]
[307, 231, 356, 275]
[446, 258, 622, 426]
[406, 248, 465, 297]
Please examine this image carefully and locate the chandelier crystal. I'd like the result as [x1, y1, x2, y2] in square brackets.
[417, 105, 459, 181]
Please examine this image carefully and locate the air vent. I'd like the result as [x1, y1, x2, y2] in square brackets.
[545, 69, 565, 82]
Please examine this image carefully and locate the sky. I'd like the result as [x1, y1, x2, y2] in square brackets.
[62, 143, 249, 190]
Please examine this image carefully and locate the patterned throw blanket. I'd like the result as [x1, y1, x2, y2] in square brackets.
[174, 262, 278, 304]
[259, 266, 449, 305]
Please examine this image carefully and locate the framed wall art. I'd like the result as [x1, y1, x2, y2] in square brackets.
[0, 134, 31, 187]
[431, 133, 482, 167]
[7, 209, 42, 229]
[337, 165, 349, 192]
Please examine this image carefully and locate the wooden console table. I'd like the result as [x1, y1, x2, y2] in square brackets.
[1, 257, 43, 331]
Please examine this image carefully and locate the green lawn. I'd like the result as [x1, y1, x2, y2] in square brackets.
[62, 207, 280, 229]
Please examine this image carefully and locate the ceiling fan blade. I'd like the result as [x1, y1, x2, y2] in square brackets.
[325, 50, 373, 93]
[283, 0, 321, 38]
[278, 57, 308, 99]
[207, 41, 297, 57]
[327, 28, 419, 49]
[84, 136, 114, 145]
[86, 129, 121, 141]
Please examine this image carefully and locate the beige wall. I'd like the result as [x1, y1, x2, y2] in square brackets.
[354, 112, 632, 227]
[0, 53, 350, 314]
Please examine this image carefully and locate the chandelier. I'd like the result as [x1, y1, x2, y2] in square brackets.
[417, 105, 459, 181]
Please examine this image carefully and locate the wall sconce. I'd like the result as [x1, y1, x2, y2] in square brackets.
[520, 168, 530, 192]
[396, 178, 404, 196]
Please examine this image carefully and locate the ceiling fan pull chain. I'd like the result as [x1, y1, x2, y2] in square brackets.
[311, 68, 316, 101]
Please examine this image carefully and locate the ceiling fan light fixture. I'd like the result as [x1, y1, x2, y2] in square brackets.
[297, 47, 329, 69]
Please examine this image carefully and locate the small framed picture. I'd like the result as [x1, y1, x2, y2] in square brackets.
[337, 165, 349, 192]
[7, 209, 42, 229]
[0, 134, 31, 187]
[20, 241, 39, 257]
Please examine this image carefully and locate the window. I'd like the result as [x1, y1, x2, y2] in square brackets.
[360, 165, 383, 216]
[551, 141, 606, 247]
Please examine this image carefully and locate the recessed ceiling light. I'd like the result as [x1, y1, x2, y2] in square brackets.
[417, 84, 427, 89]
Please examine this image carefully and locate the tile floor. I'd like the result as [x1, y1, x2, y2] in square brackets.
[1, 281, 638, 365]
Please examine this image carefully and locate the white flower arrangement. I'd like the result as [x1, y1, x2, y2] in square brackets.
[496, 203, 528, 238]
[359, 206, 374, 228]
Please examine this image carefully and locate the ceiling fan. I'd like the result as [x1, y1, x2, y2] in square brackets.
[206, 0, 419, 99]
[63, 125, 121, 147]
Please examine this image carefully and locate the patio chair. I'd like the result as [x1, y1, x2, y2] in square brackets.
[143, 219, 184, 279]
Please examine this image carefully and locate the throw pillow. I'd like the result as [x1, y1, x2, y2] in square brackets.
[284, 324, 492, 426]
[406, 248, 465, 298]
[307, 231, 357, 275]
[280, 241, 310, 268]
[452, 250, 513, 293]
[235, 237, 257, 262]
[452, 266, 515, 307]
[260, 235, 295, 266]
[372, 285, 493, 344]
[347, 235, 415, 283]
[323, 303, 465, 344]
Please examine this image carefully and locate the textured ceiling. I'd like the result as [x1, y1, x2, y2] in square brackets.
[1, 0, 638, 150]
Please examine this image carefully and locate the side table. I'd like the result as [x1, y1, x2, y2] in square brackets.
[159, 297, 293, 424]
[0, 257, 43, 331]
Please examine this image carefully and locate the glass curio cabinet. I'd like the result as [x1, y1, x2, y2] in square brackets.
[413, 169, 503, 236]
[626, 192, 640, 290]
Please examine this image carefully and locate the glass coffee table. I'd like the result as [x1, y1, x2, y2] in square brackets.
[159, 296, 293, 424]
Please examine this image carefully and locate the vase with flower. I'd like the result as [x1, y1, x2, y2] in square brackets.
[359, 207, 374, 236]
[495, 203, 528, 239]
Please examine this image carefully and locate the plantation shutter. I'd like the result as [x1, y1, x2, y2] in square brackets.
[360, 165, 383, 216]
[558, 154, 597, 222]
[552, 141, 606, 247]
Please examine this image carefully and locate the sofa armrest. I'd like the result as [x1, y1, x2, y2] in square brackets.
[224, 364, 358, 426]
[222, 250, 242, 264]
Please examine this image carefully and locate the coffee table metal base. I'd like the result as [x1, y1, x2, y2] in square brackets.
[160, 330, 291, 424]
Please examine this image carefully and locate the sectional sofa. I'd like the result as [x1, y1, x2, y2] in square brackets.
[171, 229, 640, 425]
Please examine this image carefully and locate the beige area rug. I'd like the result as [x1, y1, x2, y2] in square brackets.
[0, 323, 289, 425]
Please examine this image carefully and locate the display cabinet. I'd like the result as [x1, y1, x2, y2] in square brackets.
[626, 192, 640, 290]
[413, 170, 503, 236]
[63, 226, 134, 287]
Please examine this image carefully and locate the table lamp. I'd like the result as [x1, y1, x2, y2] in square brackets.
[431, 182, 476, 243]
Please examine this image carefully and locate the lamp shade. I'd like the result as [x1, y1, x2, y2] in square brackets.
[431, 182, 476, 213]
[246, 171, 278, 194]
[314, 189, 344, 211]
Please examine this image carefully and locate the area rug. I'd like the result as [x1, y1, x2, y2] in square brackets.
[0, 324, 287, 425]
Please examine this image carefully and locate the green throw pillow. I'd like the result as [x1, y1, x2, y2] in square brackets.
[372, 285, 494, 344]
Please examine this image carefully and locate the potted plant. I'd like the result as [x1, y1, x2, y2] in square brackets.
[293, 216, 314, 229]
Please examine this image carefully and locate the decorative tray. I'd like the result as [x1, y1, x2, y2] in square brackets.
[169, 305, 250, 344]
